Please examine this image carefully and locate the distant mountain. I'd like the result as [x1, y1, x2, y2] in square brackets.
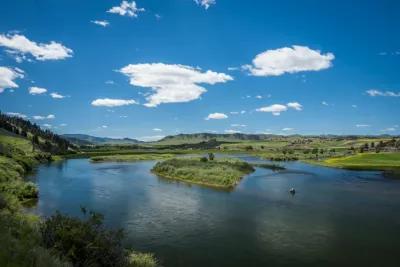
[62, 134, 142, 145]
[154, 133, 276, 145]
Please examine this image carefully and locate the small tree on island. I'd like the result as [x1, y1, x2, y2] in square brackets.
[208, 152, 215, 161]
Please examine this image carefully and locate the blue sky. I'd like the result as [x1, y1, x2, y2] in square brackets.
[0, 0, 399, 140]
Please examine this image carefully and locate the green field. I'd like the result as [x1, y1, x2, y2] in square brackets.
[321, 152, 400, 170]
[90, 153, 176, 162]
[151, 157, 255, 189]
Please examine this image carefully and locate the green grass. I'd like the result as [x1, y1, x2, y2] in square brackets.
[151, 157, 254, 189]
[90, 153, 176, 162]
[320, 152, 400, 170]
[127, 251, 157, 267]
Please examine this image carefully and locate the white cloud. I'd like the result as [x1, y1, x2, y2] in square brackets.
[282, 127, 294, 131]
[356, 124, 370, 128]
[105, 80, 115, 85]
[6, 112, 27, 118]
[42, 124, 52, 128]
[0, 33, 72, 61]
[287, 102, 303, 111]
[352, 104, 357, 108]
[91, 98, 138, 107]
[257, 104, 287, 116]
[230, 111, 239, 115]
[33, 114, 55, 120]
[227, 67, 238, 71]
[0, 66, 23, 93]
[322, 101, 329, 106]
[194, 0, 216, 9]
[231, 124, 246, 127]
[153, 128, 163, 132]
[120, 115, 128, 118]
[255, 95, 263, 99]
[101, 125, 108, 128]
[59, 123, 67, 127]
[29, 86, 47, 95]
[108, 1, 145, 17]
[366, 89, 400, 97]
[50, 92, 66, 99]
[139, 135, 165, 142]
[119, 63, 232, 107]
[205, 112, 228, 120]
[91, 20, 109, 27]
[225, 129, 241, 134]
[381, 127, 396, 132]
[243, 45, 334, 77]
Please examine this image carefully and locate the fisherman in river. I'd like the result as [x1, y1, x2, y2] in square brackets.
[289, 188, 296, 195]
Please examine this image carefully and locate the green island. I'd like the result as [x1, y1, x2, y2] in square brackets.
[151, 157, 255, 189]
[90, 153, 175, 162]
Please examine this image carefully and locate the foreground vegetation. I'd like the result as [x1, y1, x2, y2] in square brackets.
[152, 156, 255, 188]
[91, 153, 175, 162]
[0, 113, 157, 267]
[318, 152, 400, 171]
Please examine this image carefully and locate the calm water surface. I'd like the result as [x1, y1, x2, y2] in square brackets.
[29, 155, 400, 267]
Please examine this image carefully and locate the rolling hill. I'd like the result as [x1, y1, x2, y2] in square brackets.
[62, 134, 142, 145]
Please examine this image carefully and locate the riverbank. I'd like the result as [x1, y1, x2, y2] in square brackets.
[151, 157, 255, 189]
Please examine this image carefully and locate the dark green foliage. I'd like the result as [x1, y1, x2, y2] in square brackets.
[40, 210, 127, 267]
[208, 152, 215, 161]
[0, 111, 73, 154]
[200, 157, 208, 162]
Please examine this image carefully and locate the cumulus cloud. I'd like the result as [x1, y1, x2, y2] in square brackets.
[0, 33, 72, 61]
[91, 98, 138, 107]
[6, 112, 27, 118]
[0, 66, 24, 93]
[91, 20, 109, 27]
[33, 114, 55, 120]
[225, 129, 241, 134]
[108, 1, 145, 17]
[356, 124, 370, 128]
[119, 63, 232, 107]
[29, 86, 47, 95]
[287, 102, 303, 111]
[205, 112, 228, 120]
[194, 0, 216, 9]
[366, 89, 400, 97]
[257, 104, 287, 116]
[257, 102, 303, 115]
[152, 128, 162, 132]
[50, 92, 66, 99]
[243, 45, 334, 76]
[282, 128, 294, 131]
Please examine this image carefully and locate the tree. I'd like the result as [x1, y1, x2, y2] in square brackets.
[208, 152, 215, 161]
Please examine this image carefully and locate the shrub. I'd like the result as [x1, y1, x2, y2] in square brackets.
[200, 157, 208, 162]
[40, 210, 127, 267]
[127, 251, 157, 267]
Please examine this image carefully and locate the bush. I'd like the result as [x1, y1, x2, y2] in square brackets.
[127, 251, 157, 267]
[200, 157, 208, 162]
[40, 209, 127, 267]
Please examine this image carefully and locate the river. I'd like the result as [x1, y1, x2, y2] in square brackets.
[28, 155, 400, 267]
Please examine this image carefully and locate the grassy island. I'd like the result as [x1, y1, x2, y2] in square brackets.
[90, 153, 175, 162]
[151, 157, 255, 189]
[316, 152, 400, 171]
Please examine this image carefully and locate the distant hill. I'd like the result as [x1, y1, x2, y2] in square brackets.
[62, 134, 142, 145]
[154, 133, 276, 145]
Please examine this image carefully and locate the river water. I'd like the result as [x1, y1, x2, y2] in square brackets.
[29, 155, 400, 267]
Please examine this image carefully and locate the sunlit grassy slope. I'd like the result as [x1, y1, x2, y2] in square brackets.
[323, 153, 400, 170]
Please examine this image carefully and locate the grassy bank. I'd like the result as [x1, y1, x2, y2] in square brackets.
[313, 152, 400, 171]
[91, 153, 175, 162]
[0, 132, 157, 267]
[151, 157, 254, 189]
